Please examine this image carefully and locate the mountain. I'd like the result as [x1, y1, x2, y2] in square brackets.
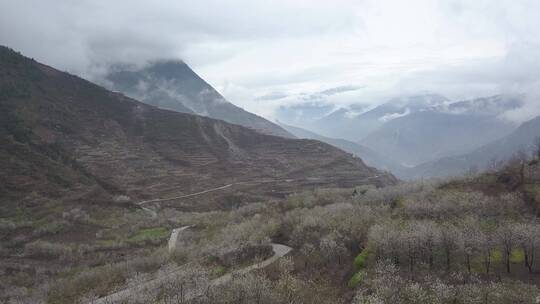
[104, 60, 292, 138]
[360, 110, 516, 167]
[0, 46, 396, 207]
[274, 102, 336, 127]
[433, 95, 523, 116]
[409, 115, 540, 178]
[313, 94, 450, 141]
[278, 121, 407, 175]
[283, 94, 521, 168]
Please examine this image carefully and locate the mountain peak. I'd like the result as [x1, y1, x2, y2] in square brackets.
[105, 60, 293, 138]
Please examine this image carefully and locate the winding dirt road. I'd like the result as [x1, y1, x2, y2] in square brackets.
[138, 184, 234, 206]
[89, 243, 292, 304]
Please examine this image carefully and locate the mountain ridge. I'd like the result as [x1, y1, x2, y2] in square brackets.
[277, 121, 407, 175]
[408, 115, 540, 178]
[104, 60, 293, 138]
[0, 46, 395, 207]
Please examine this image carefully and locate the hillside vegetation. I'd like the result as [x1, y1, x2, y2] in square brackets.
[2, 46, 539, 304]
[0, 46, 396, 303]
[3, 152, 540, 303]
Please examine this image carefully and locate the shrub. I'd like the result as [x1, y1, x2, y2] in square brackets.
[354, 247, 370, 269]
[32, 220, 69, 237]
[24, 240, 74, 260]
[127, 227, 169, 246]
[213, 265, 226, 276]
[348, 270, 366, 288]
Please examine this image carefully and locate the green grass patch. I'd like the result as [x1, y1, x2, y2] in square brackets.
[212, 266, 227, 277]
[510, 248, 525, 264]
[127, 227, 169, 244]
[491, 249, 503, 263]
[354, 247, 370, 269]
[479, 219, 497, 231]
[59, 265, 89, 279]
[488, 248, 524, 264]
[348, 271, 366, 288]
[96, 239, 121, 247]
[524, 184, 540, 196]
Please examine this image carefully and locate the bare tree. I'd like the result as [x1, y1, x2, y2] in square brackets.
[368, 223, 402, 265]
[413, 221, 440, 270]
[402, 227, 421, 272]
[496, 223, 517, 274]
[514, 223, 540, 273]
[439, 224, 459, 271]
[475, 229, 495, 275]
[535, 137, 540, 160]
[319, 232, 347, 265]
[458, 218, 480, 275]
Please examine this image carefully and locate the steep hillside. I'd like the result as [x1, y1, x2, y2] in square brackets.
[104, 60, 292, 138]
[410, 115, 540, 178]
[0, 46, 395, 207]
[278, 121, 407, 176]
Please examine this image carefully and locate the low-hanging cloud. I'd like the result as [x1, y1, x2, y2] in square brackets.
[1, 0, 539, 122]
[0, 0, 358, 75]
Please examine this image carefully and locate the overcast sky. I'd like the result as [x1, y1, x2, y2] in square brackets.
[1, 0, 539, 121]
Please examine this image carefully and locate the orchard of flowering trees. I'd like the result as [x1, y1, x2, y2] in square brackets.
[11, 163, 540, 303]
[367, 218, 540, 275]
[362, 187, 540, 276]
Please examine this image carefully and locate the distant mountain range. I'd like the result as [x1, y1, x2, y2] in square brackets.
[277, 121, 407, 175]
[104, 60, 293, 138]
[0, 46, 395, 206]
[360, 110, 516, 167]
[409, 115, 540, 178]
[277, 93, 527, 176]
[280, 112, 540, 180]
[277, 94, 451, 141]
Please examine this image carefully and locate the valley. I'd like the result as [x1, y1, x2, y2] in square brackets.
[2, 5, 540, 302]
[0, 46, 396, 303]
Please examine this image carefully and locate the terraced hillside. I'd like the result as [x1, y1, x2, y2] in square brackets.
[0, 46, 396, 209]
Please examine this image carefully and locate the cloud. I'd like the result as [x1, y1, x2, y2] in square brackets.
[255, 92, 289, 101]
[379, 108, 411, 122]
[320, 85, 364, 96]
[1, 0, 539, 121]
[0, 0, 358, 73]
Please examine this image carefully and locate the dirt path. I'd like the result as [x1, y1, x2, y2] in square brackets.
[137, 176, 379, 217]
[138, 184, 234, 206]
[137, 178, 305, 207]
[89, 243, 292, 304]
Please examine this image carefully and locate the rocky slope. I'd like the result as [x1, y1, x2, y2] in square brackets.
[0, 46, 395, 207]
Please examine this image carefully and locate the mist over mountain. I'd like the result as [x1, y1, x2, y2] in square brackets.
[277, 94, 522, 167]
[360, 109, 516, 167]
[277, 121, 406, 175]
[357, 94, 522, 167]
[409, 115, 540, 178]
[434, 95, 524, 116]
[4, 1, 540, 302]
[274, 102, 336, 127]
[104, 60, 293, 138]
